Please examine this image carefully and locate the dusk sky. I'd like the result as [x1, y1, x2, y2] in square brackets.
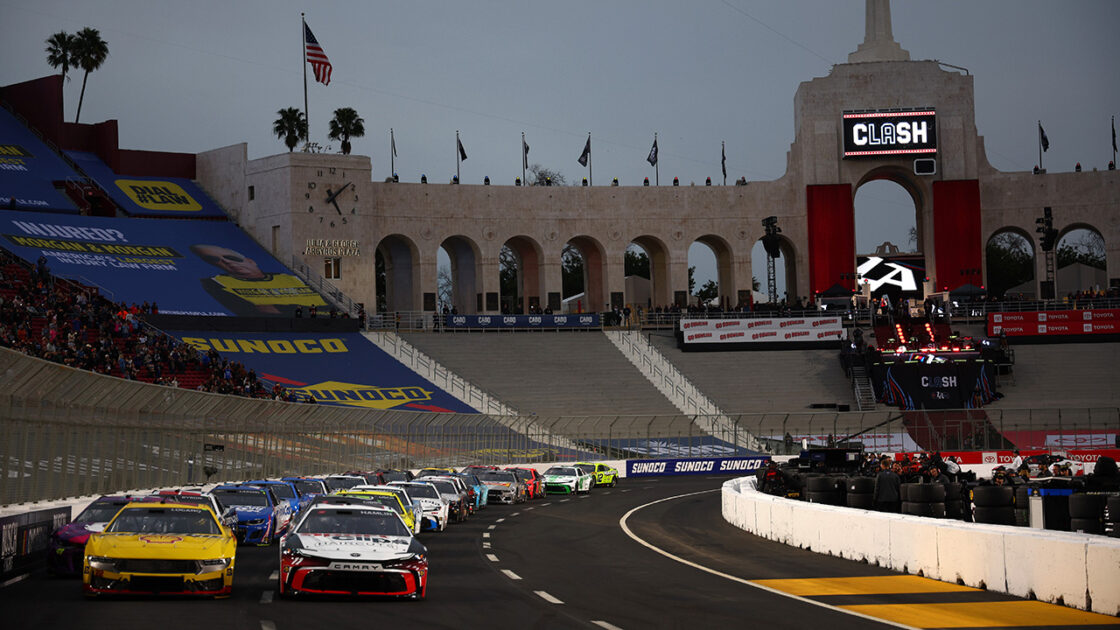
[2, 0, 1116, 292]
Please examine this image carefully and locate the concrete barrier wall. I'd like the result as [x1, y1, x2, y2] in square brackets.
[722, 476, 1120, 617]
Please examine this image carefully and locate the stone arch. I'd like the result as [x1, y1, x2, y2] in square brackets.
[440, 235, 482, 314]
[501, 235, 544, 314]
[629, 234, 671, 309]
[752, 233, 800, 304]
[1054, 222, 1107, 295]
[984, 226, 1036, 299]
[854, 166, 925, 255]
[692, 233, 735, 309]
[565, 234, 607, 313]
[375, 234, 419, 313]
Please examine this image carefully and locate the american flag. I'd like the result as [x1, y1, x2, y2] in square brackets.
[304, 22, 332, 86]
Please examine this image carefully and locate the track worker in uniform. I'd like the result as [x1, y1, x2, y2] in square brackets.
[191, 244, 327, 317]
[873, 458, 901, 513]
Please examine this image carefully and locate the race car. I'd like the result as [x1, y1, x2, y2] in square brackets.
[209, 485, 291, 545]
[424, 477, 471, 522]
[448, 471, 488, 511]
[82, 502, 237, 597]
[49, 495, 154, 576]
[574, 462, 619, 487]
[542, 465, 593, 495]
[476, 470, 528, 504]
[337, 488, 420, 534]
[388, 481, 450, 532]
[245, 480, 309, 516]
[505, 467, 544, 499]
[379, 470, 415, 483]
[281, 476, 329, 498]
[278, 503, 428, 599]
[152, 490, 238, 529]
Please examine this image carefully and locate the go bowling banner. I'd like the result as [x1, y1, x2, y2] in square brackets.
[988, 310, 1120, 337]
[170, 331, 477, 413]
[680, 316, 846, 344]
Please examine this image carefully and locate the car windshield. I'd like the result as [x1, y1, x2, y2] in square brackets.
[75, 502, 127, 523]
[545, 467, 577, 476]
[381, 471, 410, 482]
[429, 480, 457, 495]
[508, 470, 529, 481]
[478, 471, 517, 483]
[459, 474, 481, 486]
[107, 507, 220, 535]
[211, 489, 268, 507]
[396, 484, 439, 499]
[259, 484, 295, 499]
[164, 495, 208, 507]
[325, 477, 363, 491]
[297, 509, 410, 536]
[291, 480, 325, 495]
[346, 494, 401, 513]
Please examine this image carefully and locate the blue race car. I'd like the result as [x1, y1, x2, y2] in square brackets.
[209, 485, 291, 545]
[246, 479, 308, 516]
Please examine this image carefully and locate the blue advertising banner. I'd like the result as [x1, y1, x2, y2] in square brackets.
[626, 456, 771, 477]
[445, 313, 600, 329]
[171, 331, 477, 414]
[0, 210, 326, 317]
[0, 107, 80, 213]
[65, 151, 228, 219]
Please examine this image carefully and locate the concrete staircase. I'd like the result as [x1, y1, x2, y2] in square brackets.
[645, 332, 856, 413]
[398, 332, 680, 418]
[851, 365, 877, 411]
[989, 343, 1120, 409]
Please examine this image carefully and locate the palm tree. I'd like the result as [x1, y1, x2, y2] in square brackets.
[45, 31, 75, 83]
[273, 108, 308, 152]
[72, 27, 109, 123]
[328, 107, 365, 155]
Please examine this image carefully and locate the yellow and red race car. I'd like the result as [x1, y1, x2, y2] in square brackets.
[82, 502, 237, 597]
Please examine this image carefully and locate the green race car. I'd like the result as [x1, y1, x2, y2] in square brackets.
[542, 466, 593, 495]
[574, 462, 619, 487]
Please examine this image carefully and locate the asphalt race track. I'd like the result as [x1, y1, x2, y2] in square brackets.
[4, 476, 1119, 630]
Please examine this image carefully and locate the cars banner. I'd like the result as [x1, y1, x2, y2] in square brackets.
[0, 210, 326, 317]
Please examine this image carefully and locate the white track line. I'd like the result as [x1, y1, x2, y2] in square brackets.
[260, 622, 277, 630]
[488, 524, 497, 530]
[591, 621, 624, 630]
[486, 553, 500, 562]
[511, 512, 520, 516]
[496, 518, 506, 522]
[483, 532, 491, 538]
[618, 489, 916, 630]
[534, 590, 564, 604]
[501, 569, 522, 580]
[482, 542, 491, 549]
[0, 574, 29, 589]
[268, 570, 278, 580]
[259, 590, 273, 603]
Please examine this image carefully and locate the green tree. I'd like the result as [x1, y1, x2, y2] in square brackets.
[72, 27, 108, 124]
[985, 232, 1033, 298]
[625, 247, 649, 278]
[562, 243, 583, 299]
[695, 279, 719, 305]
[688, 265, 696, 294]
[528, 163, 565, 186]
[45, 31, 75, 83]
[273, 108, 308, 152]
[499, 245, 519, 312]
[1056, 229, 1105, 270]
[437, 264, 453, 311]
[328, 107, 365, 155]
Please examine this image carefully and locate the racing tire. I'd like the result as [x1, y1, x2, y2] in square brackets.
[906, 483, 946, 503]
[903, 502, 945, 518]
[1068, 494, 1105, 520]
[1106, 496, 1120, 523]
[1070, 518, 1103, 535]
[1014, 508, 1030, 527]
[805, 491, 841, 505]
[971, 485, 1014, 508]
[847, 477, 875, 494]
[973, 505, 1016, 525]
[945, 500, 965, 520]
[946, 482, 963, 500]
[806, 475, 841, 493]
[845, 493, 875, 509]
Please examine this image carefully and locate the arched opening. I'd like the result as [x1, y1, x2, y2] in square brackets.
[1055, 225, 1106, 296]
[501, 235, 543, 314]
[375, 234, 418, 313]
[690, 235, 734, 310]
[985, 229, 1035, 299]
[562, 235, 605, 313]
[439, 235, 481, 314]
[630, 235, 670, 309]
[751, 236, 797, 307]
[854, 177, 920, 256]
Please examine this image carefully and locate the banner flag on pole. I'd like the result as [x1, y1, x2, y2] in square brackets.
[392, 131, 397, 157]
[1039, 123, 1049, 152]
[578, 136, 591, 167]
[457, 136, 468, 161]
[523, 136, 530, 170]
[721, 143, 727, 179]
[647, 137, 658, 166]
[303, 22, 333, 86]
[1112, 116, 1116, 153]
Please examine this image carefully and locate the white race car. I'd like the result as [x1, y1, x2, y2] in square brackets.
[542, 465, 593, 495]
[388, 481, 451, 532]
[278, 503, 428, 599]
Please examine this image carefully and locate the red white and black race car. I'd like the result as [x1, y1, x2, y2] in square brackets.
[278, 503, 428, 599]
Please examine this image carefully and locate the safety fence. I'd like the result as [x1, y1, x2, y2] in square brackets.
[2, 347, 1117, 505]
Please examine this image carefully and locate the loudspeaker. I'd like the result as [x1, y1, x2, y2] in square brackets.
[914, 158, 937, 175]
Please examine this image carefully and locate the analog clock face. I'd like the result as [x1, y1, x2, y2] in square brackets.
[305, 167, 359, 227]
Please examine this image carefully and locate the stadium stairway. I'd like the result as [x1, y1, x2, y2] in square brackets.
[644, 331, 857, 418]
[397, 331, 681, 418]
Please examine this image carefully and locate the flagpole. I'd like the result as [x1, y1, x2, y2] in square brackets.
[588, 132, 593, 186]
[654, 132, 659, 186]
[390, 128, 395, 177]
[302, 14, 310, 145]
[1038, 120, 1043, 171]
[1113, 115, 1116, 166]
[456, 130, 460, 182]
[722, 141, 726, 186]
[521, 132, 526, 184]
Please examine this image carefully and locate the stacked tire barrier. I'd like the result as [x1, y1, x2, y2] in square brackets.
[970, 485, 1016, 525]
[1013, 486, 1031, 526]
[901, 482, 946, 518]
[1107, 496, 1120, 538]
[804, 475, 845, 505]
[1069, 494, 1107, 535]
[845, 476, 875, 509]
[945, 482, 967, 521]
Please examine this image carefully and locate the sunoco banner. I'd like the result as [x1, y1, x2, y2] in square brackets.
[626, 456, 770, 477]
[680, 317, 845, 344]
